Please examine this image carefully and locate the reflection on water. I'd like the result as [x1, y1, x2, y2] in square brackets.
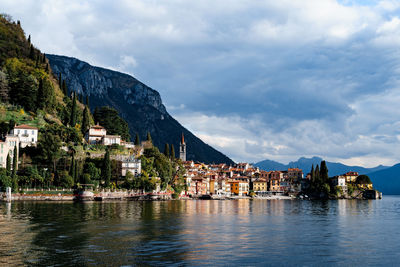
[1, 197, 400, 266]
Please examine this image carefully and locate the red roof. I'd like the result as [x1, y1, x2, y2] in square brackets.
[91, 125, 105, 129]
[14, 124, 38, 130]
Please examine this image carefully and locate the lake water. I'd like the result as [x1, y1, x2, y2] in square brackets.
[1, 197, 400, 266]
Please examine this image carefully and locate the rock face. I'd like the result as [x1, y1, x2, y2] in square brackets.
[47, 54, 234, 165]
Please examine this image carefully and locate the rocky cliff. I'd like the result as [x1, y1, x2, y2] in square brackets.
[47, 54, 234, 165]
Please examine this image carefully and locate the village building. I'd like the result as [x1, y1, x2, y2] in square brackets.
[179, 133, 186, 161]
[102, 135, 121, 146]
[10, 124, 38, 148]
[331, 175, 347, 187]
[253, 178, 268, 194]
[0, 135, 19, 169]
[229, 180, 249, 196]
[120, 156, 141, 177]
[85, 124, 107, 144]
[343, 171, 359, 183]
[85, 124, 123, 146]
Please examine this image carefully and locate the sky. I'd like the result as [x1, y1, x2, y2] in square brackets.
[3, 0, 400, 167]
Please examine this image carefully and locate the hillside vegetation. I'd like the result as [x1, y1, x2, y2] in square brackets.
[0, 14, 187, 193]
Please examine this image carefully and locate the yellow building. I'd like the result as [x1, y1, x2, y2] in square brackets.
[253, 179, 268, 192]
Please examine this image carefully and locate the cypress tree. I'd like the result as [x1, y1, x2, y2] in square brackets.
[103, 149, 111, 187]
[320, 160, 329, 184]
[6, 153, 11, 175]
[81, 105, 90, 135]
[85, 95, 89, 107]
[29, 44, 35, 60]
[134, 133, 140, 145]
[164, 143, 170, 158]
[170, 144, 175, 159]
[74, 160, 79, 184]
[62, 80, 68, 96]
[310, 164, 315, 184]
[70, 92, 77, 127]
[79, 94, 83, 103]
[42, 53, 46, 63]
[35, 55, 39, 67]
[36, 78, 45, 110]
[28, 34, 31, 44]
[146, 132, 152, 143]
[45, 63, 49, 73]
[314, 164, 320, 191]
[12, 146, 17, 178]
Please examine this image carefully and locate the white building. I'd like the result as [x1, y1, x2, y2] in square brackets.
[121, 157, 141, 177]
[85, 124, 107, 144]
[102, 135, 121, 146]
[10, 124, 38, 148]
[332, 176, 347, 187]
[0, 135, 19, 169]
[85, 124, 122, 146]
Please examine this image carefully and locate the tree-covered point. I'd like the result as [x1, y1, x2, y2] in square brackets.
[356, 175, 372, 184]
[93, 106, 130, 141]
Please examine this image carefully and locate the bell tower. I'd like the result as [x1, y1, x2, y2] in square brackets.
[179, 133, 186, 161]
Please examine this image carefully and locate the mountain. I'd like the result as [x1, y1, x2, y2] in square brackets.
[255, 156, 388, 176]
[368, 164, 400, 195]
[47, 54, 234, 165]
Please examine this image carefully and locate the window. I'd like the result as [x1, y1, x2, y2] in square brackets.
[32, 130, 34, 135]
[24, 130, 27, 134]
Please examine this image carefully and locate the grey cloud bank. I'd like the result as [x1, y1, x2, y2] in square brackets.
[3, 0, 400, 167]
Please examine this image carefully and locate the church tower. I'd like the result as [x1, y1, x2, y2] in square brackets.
[179, 133, 186, 161]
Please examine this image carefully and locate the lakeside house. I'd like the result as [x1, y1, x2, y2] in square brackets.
[10, 124, 38, 148]
[0, 135, 19, 169]
[121, 156, 141, 177]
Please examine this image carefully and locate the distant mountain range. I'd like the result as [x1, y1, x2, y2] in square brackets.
[255, 156, 388, 176]
[47, 54, 234, 165]
[368, 164, 400, 195]
[255, 156, 400, 194]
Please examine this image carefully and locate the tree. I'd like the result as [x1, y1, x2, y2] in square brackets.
[58, 73, 62, 88]
[147, 132, 152, 143]
[85, 95, 89, 107]
[62, 80, 67, 96]
[6, 153, 11, 175]
[93, 106, 130, 141]
[36, 78, 45, 110]
[37, 128, 62, 172]
[29, 44, 34, 60]
[58, 170, 74, 188]
[83, 162, 100, 181]
[0, 70, 9, 102]
[134, 133, 140, 145]
[102, 149, 111, 187]
[320, 160, 329, 184]
[170, 144, 175, 159]
[11, 146, 18, 191]
[70, 92, 77, 127]
[81, 105, 90, 135]
[356, 175, 372, 184]
[164, 143, 170, 158]
[310, 164, 314, 182]
[11, 145, 17, 178]
[27, 34, 31, 44]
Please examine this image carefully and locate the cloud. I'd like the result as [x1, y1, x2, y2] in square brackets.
[3, 0, 400, 167]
